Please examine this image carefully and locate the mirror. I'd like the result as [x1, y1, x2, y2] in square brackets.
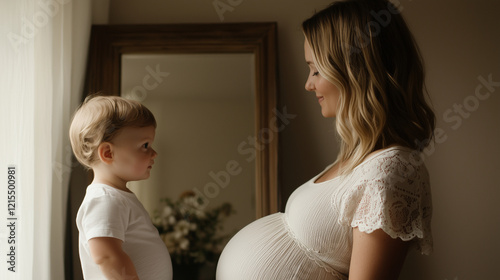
[121, 52, 257, 233]
[85, 23, 279, 227]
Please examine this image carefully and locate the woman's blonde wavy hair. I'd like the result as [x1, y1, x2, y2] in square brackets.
[69, 95, 156, 170]
[302, 0, 435, 175]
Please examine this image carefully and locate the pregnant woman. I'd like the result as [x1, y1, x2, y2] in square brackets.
[217, 0, 435, 279]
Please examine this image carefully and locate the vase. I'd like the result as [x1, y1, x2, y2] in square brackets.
[172, 262, 216, 280]
[172, 263, 200, 280]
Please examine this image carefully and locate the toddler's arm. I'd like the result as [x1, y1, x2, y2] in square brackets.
[89, 237, 140, 280]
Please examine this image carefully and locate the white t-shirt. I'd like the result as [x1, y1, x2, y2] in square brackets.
[76, 183, 172, 279]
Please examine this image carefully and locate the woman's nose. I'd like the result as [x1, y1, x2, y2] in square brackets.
[305, 78, 315, 92]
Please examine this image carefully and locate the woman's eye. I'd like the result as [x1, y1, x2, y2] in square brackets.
[312, 71, 319, 76]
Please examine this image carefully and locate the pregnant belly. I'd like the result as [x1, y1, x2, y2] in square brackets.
[216, 213, 343, 280]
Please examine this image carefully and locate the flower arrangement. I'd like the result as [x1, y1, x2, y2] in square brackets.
[153, 191, 235, 265]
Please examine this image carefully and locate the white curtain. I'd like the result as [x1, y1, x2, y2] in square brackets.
[0, 0, 92, 279]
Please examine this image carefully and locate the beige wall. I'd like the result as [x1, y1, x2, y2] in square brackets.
[107, 0, 500, 279]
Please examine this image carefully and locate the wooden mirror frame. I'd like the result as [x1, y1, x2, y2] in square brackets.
[85, 23, 279, 217]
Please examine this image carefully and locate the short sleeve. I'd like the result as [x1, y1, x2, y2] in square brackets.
[79, 193, 130, 242]
[339, 151, 433, 255]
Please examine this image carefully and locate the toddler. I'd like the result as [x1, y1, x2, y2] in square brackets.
[69, 95, 172, 279]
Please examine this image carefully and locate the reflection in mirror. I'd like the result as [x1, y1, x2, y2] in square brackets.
[121, 53, 256, 235]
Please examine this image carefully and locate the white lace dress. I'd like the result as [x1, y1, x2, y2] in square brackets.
[216, 146, 433, 280]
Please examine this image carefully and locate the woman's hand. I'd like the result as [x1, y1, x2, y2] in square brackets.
[348, 228, 409, 280]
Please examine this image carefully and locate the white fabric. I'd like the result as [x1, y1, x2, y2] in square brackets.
[217, 146, 433, 279]
[0, 0, 92, 279]
[77, 183, 173, 280]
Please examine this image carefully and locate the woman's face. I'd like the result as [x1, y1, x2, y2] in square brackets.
[304, 39, 341, 118]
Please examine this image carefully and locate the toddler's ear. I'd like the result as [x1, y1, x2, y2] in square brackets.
[97, 142, 113, 164]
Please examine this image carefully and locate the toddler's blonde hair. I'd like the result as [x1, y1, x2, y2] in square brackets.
[69, 95, 157, 169]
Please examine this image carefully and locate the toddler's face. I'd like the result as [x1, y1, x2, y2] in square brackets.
[110, 125, 157, 182]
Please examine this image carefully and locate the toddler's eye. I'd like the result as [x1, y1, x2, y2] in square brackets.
[142, 143, 149, 149]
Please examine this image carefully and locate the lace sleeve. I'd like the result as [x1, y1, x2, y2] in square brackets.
[338, 151, 433, 255]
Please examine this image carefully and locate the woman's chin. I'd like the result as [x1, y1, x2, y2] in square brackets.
[321, 110, 336, 118]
